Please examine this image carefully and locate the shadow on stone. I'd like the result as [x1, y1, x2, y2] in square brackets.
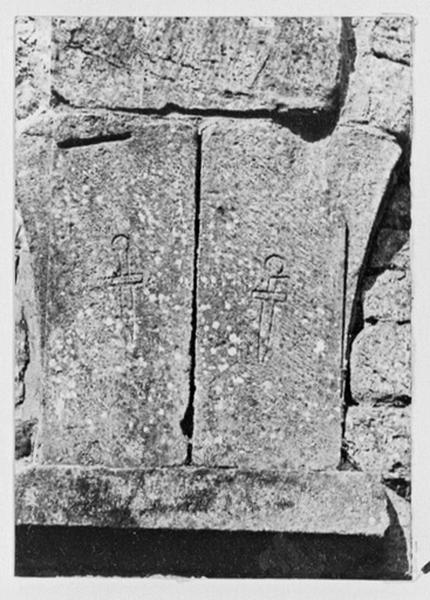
[15, 514, 410, 579]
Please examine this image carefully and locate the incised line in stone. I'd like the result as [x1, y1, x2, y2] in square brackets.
[252, 254, 288, 363]
[93, 234, 144, 343]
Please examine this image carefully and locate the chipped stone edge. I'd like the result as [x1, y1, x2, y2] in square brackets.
[15, 465, 389, 536]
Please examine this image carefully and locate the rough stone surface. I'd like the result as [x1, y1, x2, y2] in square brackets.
[193, 121, 345, 470]
[15, 17, 51, 121]
[15, 466, 389, 535]
[15, 133, 53, 315]
[350, 322, 411, 404]
[17, 114, 196, 467]
[14, 210, 42, 462]
[341, 18, 412, 137]
[371, 17, 413, 66]
[362, 269, 411, 323]
[326, 125, 401, 336]
[52, 17, 343, 112]
[369, 230, 409, 271]
[345, 405, 411, 480]
[14, 17, 413, 560]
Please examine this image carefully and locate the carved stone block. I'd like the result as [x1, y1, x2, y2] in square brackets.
[193, 121, 345, 470]
[52, 17, 343, 112]
[17, 114, 196, 467]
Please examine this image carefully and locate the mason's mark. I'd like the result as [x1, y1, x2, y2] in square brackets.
[94, 234, 145, 342]
[252, 254, 288, 363]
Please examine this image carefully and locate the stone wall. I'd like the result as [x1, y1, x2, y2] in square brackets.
[14, 16, 412, 578]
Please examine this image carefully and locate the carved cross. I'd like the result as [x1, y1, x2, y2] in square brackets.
[94, 234, 144, 342]
[252, 254, 288, 363]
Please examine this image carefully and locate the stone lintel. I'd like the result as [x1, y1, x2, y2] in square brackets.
[52, 17, 343, 112]
[16, 466, 388, 536]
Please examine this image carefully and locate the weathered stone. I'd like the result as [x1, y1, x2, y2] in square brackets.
[15, 17, 51, 120]
[15, 132, 53, 314]
[17, 114, 196, 467]
[15, 418, 38, 460]
[15, 306, 29, 408]
[345, 405, 410, 480]
[340, 54, 412, 137]
[369, 229, 409, 270]
[52, 17, 343, 112]
[326, 126, 401, 335]
[371, 17, 413, 65]
[193, 121, 345, 470]
[15, 465, 389, 535]
[350, 322, 411, 404]
[362, 269, 411, 323]
[14, 210, 43, 448]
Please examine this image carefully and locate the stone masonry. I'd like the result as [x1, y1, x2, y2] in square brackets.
[15, 16, 412, 577]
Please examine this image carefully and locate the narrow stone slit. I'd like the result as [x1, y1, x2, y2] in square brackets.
[340, 220, 350, 395]
[339, 220, 351, 468]
[180, 129, 202, 464]
[57, 131, 132, 149]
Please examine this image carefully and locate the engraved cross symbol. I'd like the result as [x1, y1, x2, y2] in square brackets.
[95, 234, 144, 343]
[252, 254, 288, 363]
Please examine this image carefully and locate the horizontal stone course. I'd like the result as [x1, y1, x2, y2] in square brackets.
[16, 465, 389, 535]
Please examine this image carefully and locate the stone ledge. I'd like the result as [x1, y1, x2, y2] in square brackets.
[16, 466, 388, 536]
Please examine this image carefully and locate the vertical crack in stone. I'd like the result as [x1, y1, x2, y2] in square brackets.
[15, 222, 22, 283]
[339, 221, 358, 470]
[337, 17, 357, 113]
[180, 128, 202, 464]
[339, 221, 350, 444]
[15, 307, 30, 407]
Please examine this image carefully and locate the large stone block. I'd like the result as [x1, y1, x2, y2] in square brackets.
[345, 404, 410, 480]
[340, 51, 412, 137]
[16, 114, 196, 467]
[371, 17, 413, 65]
[350, 322, 411, 404]
[52, 17, 343, 112]
[15, 465, 389, 535]
[193, 121, 345, 470]
[362, 269, 411, 323]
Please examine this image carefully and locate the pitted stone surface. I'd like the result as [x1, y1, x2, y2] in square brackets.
[15, 465, 389, 535]
[326, 126, 401, 336]
[345, 404, 411, 480]
[15, 17, 51, 120]
[350, 322, 411, 404]
[362, 269, 411, 323]
[193, 121, 345, 470]
[52, 17, 343, 112]
[371, 17, 413, 65]
[341, 17, 412, 137]
[17, 114, 196, 467]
